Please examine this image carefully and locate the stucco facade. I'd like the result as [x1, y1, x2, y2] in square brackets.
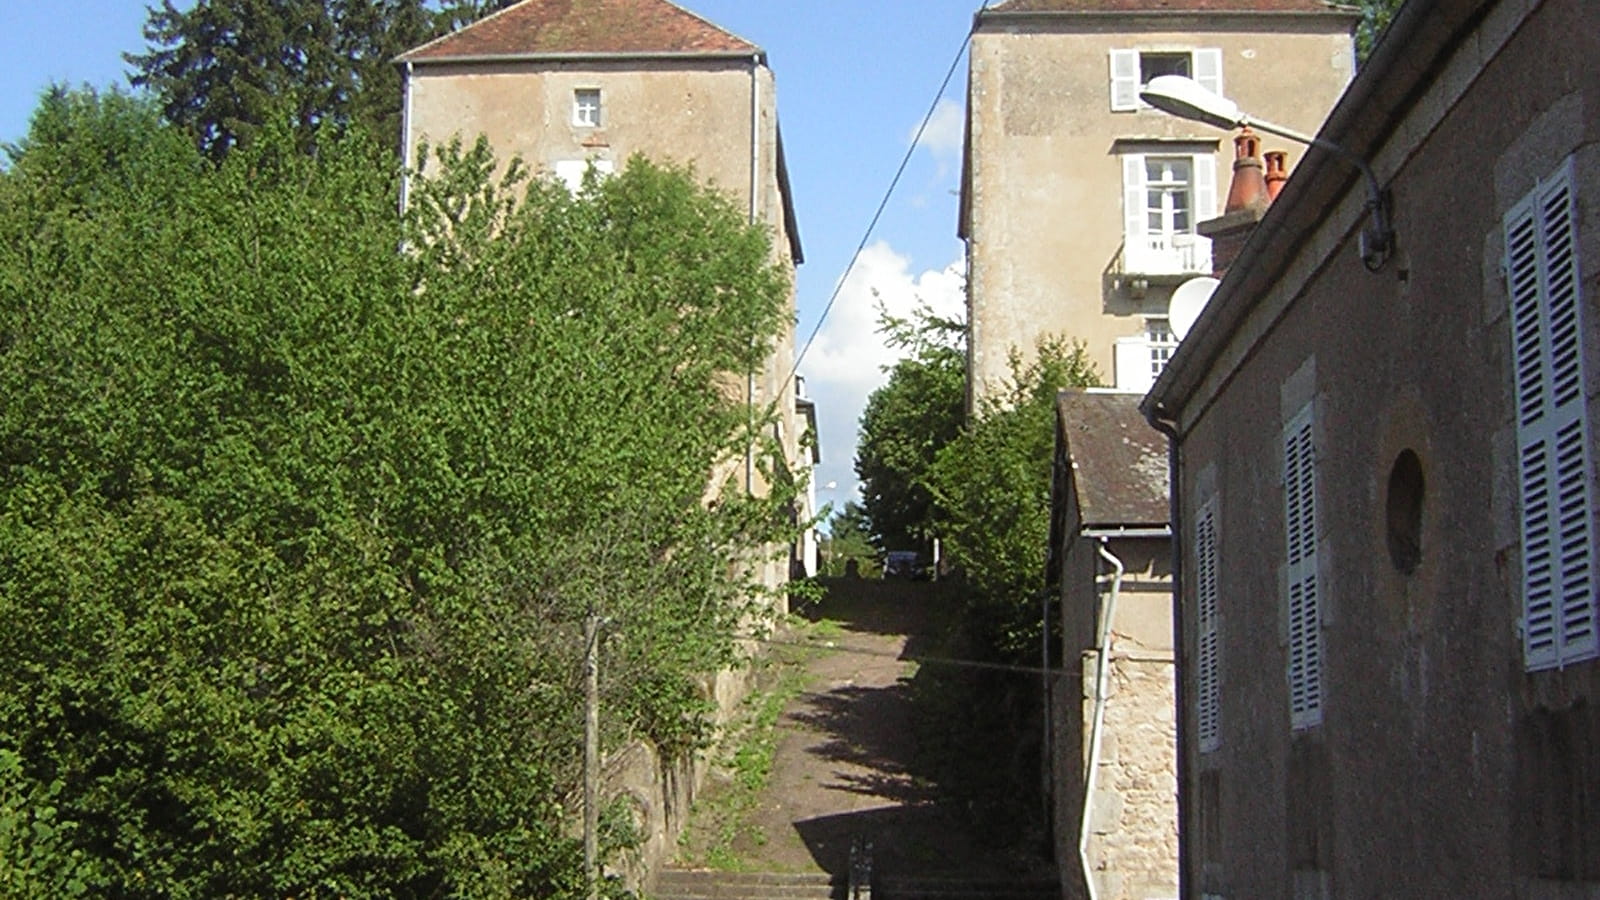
[1049, 390, 1176, 899]
[398, 1, 806, 599]
[1144, 0, 1600, 896]
[961, 2, 1356, 405]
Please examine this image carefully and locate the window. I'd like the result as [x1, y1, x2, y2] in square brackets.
[1283, 402, 1321, 729]
[573, 88, 602, 127]
[1110, 48, 1222, 112]
[1506, 157, 1597, 671]
[1121, 153, 1216, 275]
[1196, 496, 1221, 753]
[1113, 317, 1179, 392]
[1147, 317, 1177, 380]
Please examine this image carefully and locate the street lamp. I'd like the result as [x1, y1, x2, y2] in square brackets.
[1140, 74, 1394, 272]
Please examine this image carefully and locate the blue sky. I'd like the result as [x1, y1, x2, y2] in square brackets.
[1, 1, 984, 510]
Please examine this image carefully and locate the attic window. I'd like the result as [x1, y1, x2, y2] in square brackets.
[1110, 48, 1222, 112]
[573, 89, 602, 128]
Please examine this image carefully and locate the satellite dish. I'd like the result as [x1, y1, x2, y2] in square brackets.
[1169, 276, 1219, 340]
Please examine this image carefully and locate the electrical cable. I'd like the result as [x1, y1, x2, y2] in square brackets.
[751, 634, 1080, 679]
[784, 9, 989, 388]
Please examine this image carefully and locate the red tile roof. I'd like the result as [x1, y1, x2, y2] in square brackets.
[987, 0, 1353, 12]
[400, 0, 758, 62]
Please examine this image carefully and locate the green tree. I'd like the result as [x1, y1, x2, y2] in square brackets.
[1357, 0, 1406, 61]
[126, 0, 441, 159]
[819, 501, 879, 577]
[0, 89, 796, 898]
[854, 306, 965, 552]
[926, 337, 1099, 656]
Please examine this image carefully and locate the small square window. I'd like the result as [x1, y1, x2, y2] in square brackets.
[573, 89, 602, 128]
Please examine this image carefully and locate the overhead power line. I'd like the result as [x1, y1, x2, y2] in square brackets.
[786, 13, 984, 387]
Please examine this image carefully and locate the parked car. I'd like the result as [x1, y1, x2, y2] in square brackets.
[882, 551, 928, 580]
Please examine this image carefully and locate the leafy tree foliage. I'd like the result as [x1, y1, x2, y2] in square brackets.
[1357, 0, 1407, 61]
[0, 89, 796, 898]
[854, 307, 965, 552]
[926, 338, 1099, 657]
[126, 0, 505, 160]
[818, 501, 880, 577]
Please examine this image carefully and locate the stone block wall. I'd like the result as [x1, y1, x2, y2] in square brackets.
[1084, 652, 1178, 900]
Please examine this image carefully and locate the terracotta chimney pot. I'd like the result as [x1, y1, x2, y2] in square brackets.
[1264, 150, 1289, 201]
[1224, 127, 1269, 215]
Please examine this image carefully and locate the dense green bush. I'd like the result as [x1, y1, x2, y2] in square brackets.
[0, 89, 796, 897]
[925, 337, 1098, 657]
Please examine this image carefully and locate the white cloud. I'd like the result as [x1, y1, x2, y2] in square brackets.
[911, 97, 964, 161]
[798, 242, 965, 516]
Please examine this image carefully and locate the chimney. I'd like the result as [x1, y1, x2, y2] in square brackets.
[1264, 150, 1289, 201]
[1223, 128, 1269, 214]
[1198, 128, 1280, 277]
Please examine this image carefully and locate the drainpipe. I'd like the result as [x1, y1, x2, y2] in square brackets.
[1079, 539, 1124, 900]
[399, 60, 415, 214]
[1146, 405, 1190, 899]
[745, 55, 761, 495]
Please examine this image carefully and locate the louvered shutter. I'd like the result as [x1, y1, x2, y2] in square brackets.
[1507, 158, 1598, 670]
[1123, 155, 1147, 270]
[1193, 153, 1217, 271]
[1110, 49, 1140, 111]
[1114, 336, 1154, 393]
[1196, 498, 1221, 753]
[1283, 404, 1322, 728]
[1194, 48, 1223, 99]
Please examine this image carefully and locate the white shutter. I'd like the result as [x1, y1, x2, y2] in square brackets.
[1123, 154, 1147, 271]
[1110, 49, 1140, 111]
[1114, 336, 1154, 393]
[1194, 48, 1223, 99]
[1283, 403, 1321, 728]
[1507, 158, 1598, 670]
[1196, 497, 1221, 753]
[1193, 152, 1217, 271]
[554, 158, 614, 195]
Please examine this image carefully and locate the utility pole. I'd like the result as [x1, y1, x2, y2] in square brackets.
[583, 613, 600, 900]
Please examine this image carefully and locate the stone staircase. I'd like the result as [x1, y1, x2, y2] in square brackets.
[651, 869, 1060, 899]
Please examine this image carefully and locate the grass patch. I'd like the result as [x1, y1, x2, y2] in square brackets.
[675, 626, 818, 871]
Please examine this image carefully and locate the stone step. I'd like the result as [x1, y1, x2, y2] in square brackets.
[651, 869, 1060, 900]
[876, 876, 1060, 899]
[652, 869, 842, 900]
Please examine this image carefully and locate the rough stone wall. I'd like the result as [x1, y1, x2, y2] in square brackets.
[592, 739, 701, 895]
[1084, 653, 1178, 900]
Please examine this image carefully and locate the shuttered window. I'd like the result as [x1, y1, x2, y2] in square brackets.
[1283, 403, 1322, 729]
[1119, 152, 1216, 275]
[1506, 157, 1598, 671]
[1110, 48, 1222, 112]
[1196, 496, 1221, 753]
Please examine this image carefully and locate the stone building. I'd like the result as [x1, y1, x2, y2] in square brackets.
[959, 0, 1356, 405]
[395, 3, 808, 887]
[396, 0, 806, 599]
[1143, 0, 1600, 895]
[1048, 389, 1175, 900]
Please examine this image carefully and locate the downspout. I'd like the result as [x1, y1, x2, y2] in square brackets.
[1079, 539, 1125, 900]
[745, 54, 761, 495]
[1147, 405, 1190, 899]
[399, 61, 415, 214]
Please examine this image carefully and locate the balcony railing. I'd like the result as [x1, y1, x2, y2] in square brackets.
[1113, 233, 1211, 278]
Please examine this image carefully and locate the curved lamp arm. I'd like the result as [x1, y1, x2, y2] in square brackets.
[1140, 75, 1393, 271]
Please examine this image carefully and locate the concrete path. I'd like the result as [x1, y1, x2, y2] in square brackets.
[673, 579, 1053, 883]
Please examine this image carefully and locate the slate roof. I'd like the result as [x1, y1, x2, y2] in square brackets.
[1055, 390, 1169, 529]
[399, 0, 759, 62]
[987, 0, 1353, 13]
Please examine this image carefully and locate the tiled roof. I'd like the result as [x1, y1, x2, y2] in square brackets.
[400, 0, 758, 62]
[987, 0, 1352, 12]
[1056, 391, 1169, 528]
